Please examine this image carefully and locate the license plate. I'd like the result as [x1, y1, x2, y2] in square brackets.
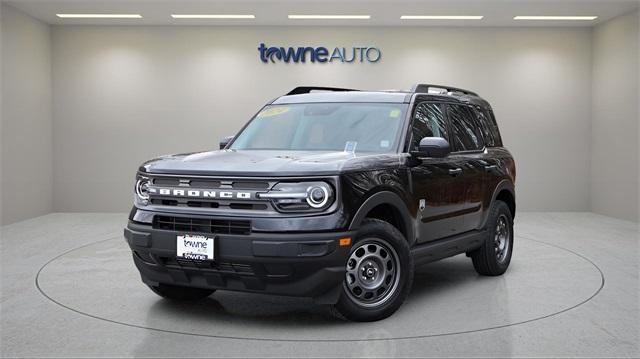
[176, 235, 214, 261]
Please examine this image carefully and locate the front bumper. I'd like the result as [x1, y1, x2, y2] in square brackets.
[124, 221, 355, 304]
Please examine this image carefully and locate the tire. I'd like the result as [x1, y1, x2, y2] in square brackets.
[331, 218, 413, 322]
[148, 283, 215, 301]
[470, 200, 514, 276]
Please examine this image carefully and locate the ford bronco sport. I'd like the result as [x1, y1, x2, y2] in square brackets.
[124, 84, 516, 322]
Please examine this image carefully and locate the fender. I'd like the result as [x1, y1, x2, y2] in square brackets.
[480, 179, 516, 229]
[348, 191, 416, 246]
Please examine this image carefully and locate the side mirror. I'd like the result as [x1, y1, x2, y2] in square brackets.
[414, 137, 450, 158]
[219, 136, 234, 150]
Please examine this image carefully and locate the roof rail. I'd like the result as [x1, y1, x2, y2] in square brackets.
[410, 84, 478, 96]
[286, 86, 359, 96]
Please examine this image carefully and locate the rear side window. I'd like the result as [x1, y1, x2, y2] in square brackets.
[409, 102, 448, 151]
[447, 104, 484, 151]
[475, 108, 498, 147]
[484, 108, 503, 147]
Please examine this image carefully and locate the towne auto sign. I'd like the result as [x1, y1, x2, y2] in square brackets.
[258, 43, 381, 63]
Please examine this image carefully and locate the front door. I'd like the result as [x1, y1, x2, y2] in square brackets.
[407, 101, 466, 243]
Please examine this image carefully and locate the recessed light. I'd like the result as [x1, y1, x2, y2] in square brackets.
[56, 14, 142, 18]
[400, 15, 484, 20]
[288, 15, 371, 20]
[171, 14, 255, 19]
[514, 16, 598, 21]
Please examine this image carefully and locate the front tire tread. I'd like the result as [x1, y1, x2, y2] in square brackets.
[331, 218, 413, 322]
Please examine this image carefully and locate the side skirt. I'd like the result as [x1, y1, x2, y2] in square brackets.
[411, 230, 487, 267]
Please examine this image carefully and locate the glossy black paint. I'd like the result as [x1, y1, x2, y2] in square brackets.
[133, 90, 516, 240]
[126, 88, 516, 301]
[140, 150, 403, 177]
[416, 137, 451, 158]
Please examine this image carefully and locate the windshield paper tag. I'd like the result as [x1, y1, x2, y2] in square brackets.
[344, 141, 357, 153]
[257, 106, 290, 117]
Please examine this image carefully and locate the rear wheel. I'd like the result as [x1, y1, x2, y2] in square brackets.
[331, 218, 413, 322]
[470, 200, 514, 276]
[148, 283, 215, 301]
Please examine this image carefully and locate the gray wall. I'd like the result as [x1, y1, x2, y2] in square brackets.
[51, 25, 593, 213]
[2, 9, 636, 222]
[1, 4, 52, 225]
[591, 11, 639, 222]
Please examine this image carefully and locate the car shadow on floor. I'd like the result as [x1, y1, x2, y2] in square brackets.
[146, 255, 486, 325]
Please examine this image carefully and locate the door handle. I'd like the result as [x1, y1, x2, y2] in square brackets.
[448, 168, 463, 176]
[484, 165, 498, 172]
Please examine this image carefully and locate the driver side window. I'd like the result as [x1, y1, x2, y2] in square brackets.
[410, 102, 447, 151]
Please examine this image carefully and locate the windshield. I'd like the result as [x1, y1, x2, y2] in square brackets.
[230, 103, 407, 153]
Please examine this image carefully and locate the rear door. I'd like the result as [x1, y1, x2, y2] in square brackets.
[445, 103, 488, 232]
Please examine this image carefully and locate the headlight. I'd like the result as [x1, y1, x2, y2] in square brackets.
[307, 185, 329, 208]
[258, 181, 334, 212]
[135, 176, 150, 205]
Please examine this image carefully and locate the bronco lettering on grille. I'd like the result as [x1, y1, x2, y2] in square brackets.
[150, 188, 253, 199]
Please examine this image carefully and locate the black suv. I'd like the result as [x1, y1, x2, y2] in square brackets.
[124, 84, 516, 322]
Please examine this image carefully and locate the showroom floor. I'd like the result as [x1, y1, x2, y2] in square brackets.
[1, 212, 638, 358]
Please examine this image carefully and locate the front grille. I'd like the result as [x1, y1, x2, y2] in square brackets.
[146, 175, 273, 211]
[161, 257, 256, 275]
[153, 215, 251, 235]
[150, 176, 269, 190]
[149, 199, 267, 210]
[231, 181, 269, 189]
[151, 199, 179, 206]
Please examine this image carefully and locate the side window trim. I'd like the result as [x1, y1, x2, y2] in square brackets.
[399, 95, 419, 153]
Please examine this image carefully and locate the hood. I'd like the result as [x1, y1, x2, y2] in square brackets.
[140, 150, 401, 177]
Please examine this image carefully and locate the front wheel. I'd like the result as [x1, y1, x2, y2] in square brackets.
[148, 283, 215, 301]
[331, 218, 413, 322]
[470, 200, 514, 276]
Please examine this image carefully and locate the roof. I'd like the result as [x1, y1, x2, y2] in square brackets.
[272, 91, 413, 104]
[272, 90, 490, 108]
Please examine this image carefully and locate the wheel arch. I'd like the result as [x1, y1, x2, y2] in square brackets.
[484, 180, 516, 228]
[348, 191, 416, 245]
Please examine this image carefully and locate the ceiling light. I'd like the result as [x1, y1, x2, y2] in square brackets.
[171, 14, 255, 19]
[400, 15, 483, 20]
[514, 16, 598, 21]
[288, 15, 371, 20]
[56, 14, 142, 18]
